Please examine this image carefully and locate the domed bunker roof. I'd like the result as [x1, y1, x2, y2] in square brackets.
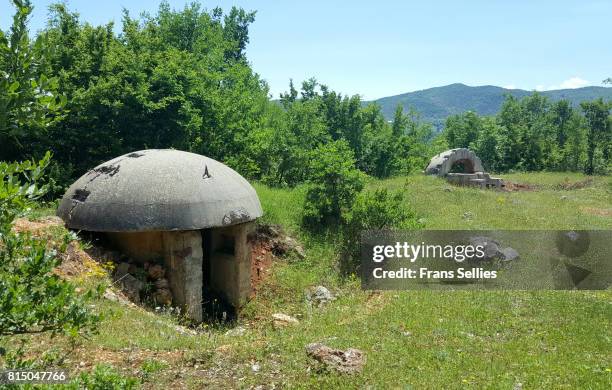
[425, 148, 484, 176]
[57, 149, 263, 232]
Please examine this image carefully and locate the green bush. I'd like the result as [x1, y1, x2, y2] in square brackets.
[302, 140, 364, 228]
[67, 365, 139, 389]
[0, 153, 99, 337]
[340, 188, 422, 275]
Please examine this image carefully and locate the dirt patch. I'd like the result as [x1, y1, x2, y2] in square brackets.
[580, 207, 612, 217]
[250, 239, 274, 297]
[70, 346, 184, 372]
[12, 217, 103, 278]
[66, 346, 193, 387]
[249, 224, 305, 296]
[554, 178, 594, 190]
[503, 181, 538, 192]
[12, 218, 121, 281]
[12, 216, 63, 234]
[55, 241, 95, 278]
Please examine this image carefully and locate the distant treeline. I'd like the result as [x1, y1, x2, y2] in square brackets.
[1, 1, 610, 195]
[443, 94, 611, 174]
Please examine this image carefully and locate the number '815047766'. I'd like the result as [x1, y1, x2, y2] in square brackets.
[1, 370, 69, 384]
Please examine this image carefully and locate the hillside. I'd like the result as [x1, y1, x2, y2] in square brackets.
[370, 83, 612, 126]
[6, 173, 611, 388]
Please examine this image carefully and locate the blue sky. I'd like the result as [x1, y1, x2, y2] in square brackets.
[1, 0, 611, 100]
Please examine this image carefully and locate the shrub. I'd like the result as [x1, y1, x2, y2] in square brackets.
[340, 188, 422, 275]
[0, 153, 99, 337]
[302, 140, 365, 228]
[68, 364, 139, 389]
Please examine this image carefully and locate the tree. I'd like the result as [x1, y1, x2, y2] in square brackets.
[222, 6, 256, 61]
[495, 93, 556, 171]
[358, 103, 396, 177]
[300, 77, 318, 101]
[273, 79, 400, 182]
[279, 79, 298, 108]
[548, 100, 585, 171]
[394, 109, 435, 173]
[580, 98, 611, 174]
[391, 104, 406, 137]
[0, 0, 65, 161]
[37, 1, 270, 187]
[302, 140, 364, 227]
[472, 117, 502, 171]
[443, 111, 481, 149]
[550, 100, 573, 147]
[266, 98, 329, 186]
[562, 115, 587, 172]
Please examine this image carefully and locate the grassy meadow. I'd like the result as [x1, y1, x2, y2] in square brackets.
[3, 173, 611, 389]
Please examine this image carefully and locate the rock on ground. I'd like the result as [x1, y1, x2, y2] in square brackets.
[113, 262, 130, 279]
[305, 343, 364, 374]
[499, 247, 519, 262]
[153, 288, 173, 305]
[117, 273, 144, 303]
[469, 236, 501, 260]
[148, 264, 165, 280]
[279, 236, 306, 259]
[271, 313, 299, 328]
[469, 236, 519, 263]
[102, 288, 136, 307]
[306, 285, 336, 307]
[154, 278, 170, 289]
[225, 326, 247, 337]
[255, 224, 306, 259]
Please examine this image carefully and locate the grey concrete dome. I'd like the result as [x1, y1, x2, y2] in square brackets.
[425, 148, 484, 176]
[57, 149, 263, 232]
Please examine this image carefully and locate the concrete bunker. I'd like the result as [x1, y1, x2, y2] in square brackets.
[57, 149, 263, 322]
[425, 148, 504, 189]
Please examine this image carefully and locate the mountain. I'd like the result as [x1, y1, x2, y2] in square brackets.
[369, 83, 612, 127]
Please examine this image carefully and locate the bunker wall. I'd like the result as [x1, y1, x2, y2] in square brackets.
[106, 231, 164, 262]
[208, 221, 254, 309]
[105, 222, 255, 322]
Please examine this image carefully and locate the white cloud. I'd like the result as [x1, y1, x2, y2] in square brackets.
[534, 76, 590, 91]
[503, 84, 516, 89]
[558, 76, 590, 89]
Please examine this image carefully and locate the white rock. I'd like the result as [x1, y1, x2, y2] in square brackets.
[225, 326, 247, 337]
[305, 343, 364, 374]
[272, 313, 299, 327]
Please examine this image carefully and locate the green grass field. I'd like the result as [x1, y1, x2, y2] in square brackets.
[3, 173, 611, 388]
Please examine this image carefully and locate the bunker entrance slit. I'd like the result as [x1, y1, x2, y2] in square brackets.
[201, 228, 237, 321]
[449, 158, 475, 174]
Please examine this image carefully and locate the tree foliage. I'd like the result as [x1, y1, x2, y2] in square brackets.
[26, 2, 269, 184]
[581, 98, 611, 174]
[1, 0, 610, 197]
[0, 153, 99, 337]
[302, 140, 364, 227]
[340, 188, 421, 275]
[0, 0, 65, 162]
[443, 93, 611, 174]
